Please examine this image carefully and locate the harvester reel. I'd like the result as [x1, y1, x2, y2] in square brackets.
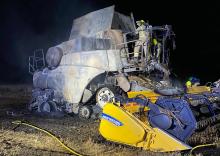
[78, 105, 93, 119]
[96, 87, 115, 108]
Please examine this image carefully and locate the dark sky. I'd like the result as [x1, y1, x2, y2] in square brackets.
[0, 0, 219, 84]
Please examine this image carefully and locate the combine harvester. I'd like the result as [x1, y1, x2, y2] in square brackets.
[28, 6, 220, 153]
[99, 84, 220, 152]
[100, 95, 196, 152]
[28, 5, 176, 118]
[127, 79, 220, 143]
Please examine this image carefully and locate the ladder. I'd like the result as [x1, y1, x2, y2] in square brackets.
[28, 49, 45, 74]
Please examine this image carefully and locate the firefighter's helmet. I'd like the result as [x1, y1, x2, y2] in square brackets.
[136, 20, 145, 26]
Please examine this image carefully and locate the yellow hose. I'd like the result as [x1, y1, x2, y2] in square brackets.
[190, 143, 217, 156]
[12, 120, 85, 156]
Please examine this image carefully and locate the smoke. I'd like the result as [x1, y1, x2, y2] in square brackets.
[0, 0, 219, 84]
[0, 0, 113, 84]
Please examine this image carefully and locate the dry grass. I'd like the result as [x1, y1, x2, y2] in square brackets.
[0, 84, 32, 98]
[0, 128, 177, 156]
[0, 85, 181, 156]
[0, 85, 213, 156]
[0, 129, 66, 155]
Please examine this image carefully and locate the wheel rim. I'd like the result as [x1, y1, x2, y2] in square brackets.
[82, 108, 89, 118]
[79, 106, 91, 118]
[96, 87, 115, 108]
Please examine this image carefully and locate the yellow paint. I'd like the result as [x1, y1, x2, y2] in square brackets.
[127, 90, 160, 103]
[145, 128, 191, 152]
[99, 103, 191, 152]
[187, 86, 211, 94]
[122, 102, 150, 114]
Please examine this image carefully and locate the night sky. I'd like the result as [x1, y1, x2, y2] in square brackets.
[0, 0, 219, 84]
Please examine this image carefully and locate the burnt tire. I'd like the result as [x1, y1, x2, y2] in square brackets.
[78, 105, 93, 119]
[37, 101, 64, 117]
[38, 101, 58, 115]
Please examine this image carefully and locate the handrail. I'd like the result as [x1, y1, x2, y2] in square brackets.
[113, 39, 144, 50]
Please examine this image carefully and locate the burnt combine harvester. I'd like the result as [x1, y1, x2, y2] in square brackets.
[28, 6, 175, 117]
[28, 6, 220, 152]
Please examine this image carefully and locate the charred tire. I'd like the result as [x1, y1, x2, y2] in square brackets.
[27, 98, 38, 112]
[38, 101, 58, 114]
[78, 105, 93, 119]
[95, 86, 118, 108]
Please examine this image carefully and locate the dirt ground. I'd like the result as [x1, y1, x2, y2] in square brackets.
[0, 85, 218, 156]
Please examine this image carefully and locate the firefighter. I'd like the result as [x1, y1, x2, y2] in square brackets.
[134, 20, 150, 62]
[185, 80, 192, 88]
[185, 77, 200, 88]
[152, 38, 162, 62]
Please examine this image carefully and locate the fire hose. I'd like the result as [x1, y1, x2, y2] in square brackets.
[12, 120, 86, 156]
[189, 143, 217, 156]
